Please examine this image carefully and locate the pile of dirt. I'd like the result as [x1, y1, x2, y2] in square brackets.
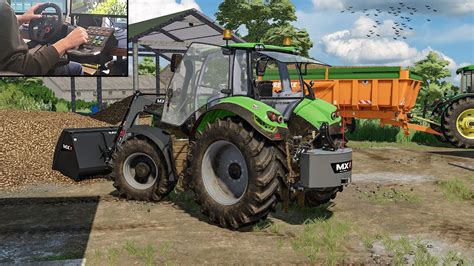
[0, 110, 110, 191]
[91, 96, 133, 124]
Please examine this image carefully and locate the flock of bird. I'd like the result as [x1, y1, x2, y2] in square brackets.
[340, 2, 439, 40]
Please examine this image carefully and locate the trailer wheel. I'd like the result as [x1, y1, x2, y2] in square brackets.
[304, 187, 340, 206]
[112, 138, 174, 201]
[442, 97, 474, 148]
[187, 118, 285, 229]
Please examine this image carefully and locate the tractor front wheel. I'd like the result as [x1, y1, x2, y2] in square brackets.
[187, 118, 285, 229]
[112, 138, 174, 201]
[442, 97, 474, 148]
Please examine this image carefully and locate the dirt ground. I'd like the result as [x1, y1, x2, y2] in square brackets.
[0, 142, 473, 265]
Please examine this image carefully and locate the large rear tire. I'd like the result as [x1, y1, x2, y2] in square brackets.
[187, 118, 285, 229]
[442, 97, 474, 148]
[112, 138, 174, 201]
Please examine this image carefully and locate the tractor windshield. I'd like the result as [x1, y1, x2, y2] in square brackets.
[162, 43, 230, 126]
[460, 70, 473, 93]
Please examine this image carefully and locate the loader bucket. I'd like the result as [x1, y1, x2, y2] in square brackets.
[52, 127, 119, 179]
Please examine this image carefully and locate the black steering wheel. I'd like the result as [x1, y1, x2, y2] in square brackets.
[28, 3, 63, 44]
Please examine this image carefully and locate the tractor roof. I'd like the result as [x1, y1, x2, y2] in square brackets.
[225, 43, 298, 54]
[456, 65, 474, 74]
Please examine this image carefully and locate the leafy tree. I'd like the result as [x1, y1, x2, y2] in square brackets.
[89, 0, 127, 16]
[216, 0, 313, 55]
[262, 23, 313, 57]
[0, 77, 56, 110]
[409, 51, 452, 118]
[138, 57, 156, 76]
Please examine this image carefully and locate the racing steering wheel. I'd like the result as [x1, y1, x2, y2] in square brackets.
[28, 3, 63, 44]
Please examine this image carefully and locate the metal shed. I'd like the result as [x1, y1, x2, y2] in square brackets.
[128, 8, 244, 93]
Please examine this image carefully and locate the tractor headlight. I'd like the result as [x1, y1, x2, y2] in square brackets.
[331, 112, 339, 120]
[267, 111, 283, 123]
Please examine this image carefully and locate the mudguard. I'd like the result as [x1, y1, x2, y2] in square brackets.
[125, 125, 177, 182]
[292, 98, 341, 129]
[193, 96, 290, 141]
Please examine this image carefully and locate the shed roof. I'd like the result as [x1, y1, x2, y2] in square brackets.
[128, 8, 243, 58]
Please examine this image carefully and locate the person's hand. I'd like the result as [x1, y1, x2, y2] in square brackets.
[53, 27, 88, 56]
[17, 3, 43, 25]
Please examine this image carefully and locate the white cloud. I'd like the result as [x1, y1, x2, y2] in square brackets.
[129, 0, 201, 24]
[321, 17, 418, 65]
[312, 0, 474, 16]
[320, 16, 469, 84]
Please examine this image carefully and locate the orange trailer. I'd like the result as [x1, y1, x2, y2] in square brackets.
[274, 66, 440, 136]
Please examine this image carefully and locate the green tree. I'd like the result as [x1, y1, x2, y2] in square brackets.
[89, 0, 127, 16]
[262, 23, 313, 57]
[139, 57, 156, 76]
[216, 0, 313, 55]
[410, 51, 452, 117]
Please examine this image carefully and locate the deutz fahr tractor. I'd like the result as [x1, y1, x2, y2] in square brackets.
[53, 40, 352, 229]
[430, 65, 474, 148]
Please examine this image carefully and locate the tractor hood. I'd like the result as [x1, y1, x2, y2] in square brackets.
[293, 98, 340, 129]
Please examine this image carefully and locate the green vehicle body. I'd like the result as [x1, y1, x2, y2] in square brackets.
[195, 96, 340, 138]
[432, 65, 474, 120]
[184, 43, 340, 142]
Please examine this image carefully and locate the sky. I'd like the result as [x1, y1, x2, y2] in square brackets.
[129, 0, 474, 83]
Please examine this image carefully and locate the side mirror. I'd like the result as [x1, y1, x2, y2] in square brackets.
[256, 59, 267, 77]
[170, 54, 183, 73]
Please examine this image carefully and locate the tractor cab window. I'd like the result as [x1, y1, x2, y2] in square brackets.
[162, 43, 230, 126]
[252, 56, 303, 99]
[233, 50, 249, 96]
[251, 52, 305, 118]
[461, 71, 472, 93]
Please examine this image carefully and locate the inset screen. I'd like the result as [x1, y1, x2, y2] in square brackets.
[71, 0, 127, 17]
[10, 0, 67, 14]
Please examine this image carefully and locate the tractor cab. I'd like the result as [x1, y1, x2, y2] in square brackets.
[162, 42, 330, 129]
[457, 65, 474, 93]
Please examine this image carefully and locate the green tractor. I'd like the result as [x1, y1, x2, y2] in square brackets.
[53, 41, 352, 229]
[431, 65, 474, 148]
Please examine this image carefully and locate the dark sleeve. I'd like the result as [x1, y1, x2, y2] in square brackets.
[0, 3, 60, 75]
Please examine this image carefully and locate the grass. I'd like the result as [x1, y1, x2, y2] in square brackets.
[252, 219, 287, 235]
[291, 218, 350, 265]
[124, 241, 156, 266]
[346, 119, 451, 147]
[166, 190, 201, 213]
[36, 251, 83, 261]
[361, 187, 420, 204]
[89, 241, 173, 265]
[436, 179, 473, 201]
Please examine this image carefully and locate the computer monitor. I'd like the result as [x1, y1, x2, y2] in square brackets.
[10, 0, 67, 14]
[70, 0, 127, 17]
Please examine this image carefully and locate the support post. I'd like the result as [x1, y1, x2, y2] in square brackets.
[155, 54, 160, 94]
[133, 41, 139, 92]
[97, 77, 102, 111]
[70, 77, 76, 112]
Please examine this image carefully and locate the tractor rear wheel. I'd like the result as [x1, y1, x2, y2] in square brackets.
[442, 97, 474, 148]
[112, 138, 174, 201]
[187, 118, 285, 229]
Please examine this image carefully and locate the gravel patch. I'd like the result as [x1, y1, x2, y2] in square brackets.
[353, 172, 436, 184]
[0, 110, 110, 191]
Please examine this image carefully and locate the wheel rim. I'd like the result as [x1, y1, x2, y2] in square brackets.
[123, 152, 159, 190]
[201, 140, 249, 206]
[456, 108, 474, 139]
